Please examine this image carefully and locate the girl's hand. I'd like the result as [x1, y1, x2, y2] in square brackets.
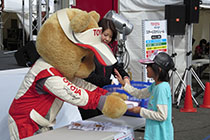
[114, 68, 125, 86]
[124, 77, 130, 85]
[127, 106, 141, 114]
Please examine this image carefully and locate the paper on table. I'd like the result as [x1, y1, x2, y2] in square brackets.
[68, 120, 129, 133]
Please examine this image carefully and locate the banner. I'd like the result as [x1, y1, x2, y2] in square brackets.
[142, 20, 167, 82]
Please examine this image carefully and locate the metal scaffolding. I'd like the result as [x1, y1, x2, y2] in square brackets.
[28, 0, 71, 41]
[0, 0, 72, 50]
[28, 0, 50, 41]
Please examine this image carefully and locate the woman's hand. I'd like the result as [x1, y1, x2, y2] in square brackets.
[114, 68, 125, 86]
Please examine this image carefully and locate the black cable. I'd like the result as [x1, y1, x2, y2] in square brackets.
[123, 46, 130, 69]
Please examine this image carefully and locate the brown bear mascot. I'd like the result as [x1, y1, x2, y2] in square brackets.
[8, 8, 127, 140]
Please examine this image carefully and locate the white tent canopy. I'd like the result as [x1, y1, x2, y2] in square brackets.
[120, 0, 182, 11]
[4, 0, 29, 13]
[120, 0, 210, 12]
[3, 0, 55, 13]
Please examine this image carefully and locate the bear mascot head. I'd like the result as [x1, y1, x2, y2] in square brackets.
[8, 8, 127, 140]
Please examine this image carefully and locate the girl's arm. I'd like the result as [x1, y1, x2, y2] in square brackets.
[128, 105, 168, 121]
[114, 68, 150, 99]
[123, 83, 150, 99]
[140, 105, 168, 121]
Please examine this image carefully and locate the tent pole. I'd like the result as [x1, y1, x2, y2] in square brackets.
[0, 11, 3, 50]
[170, 35, 176, 104]
[0, 0, 4, 50]
[186, 24, 205, 98]
[22, 0, 25, 47]
[186, 24, 193, 86]
[29, 0, 33, 41]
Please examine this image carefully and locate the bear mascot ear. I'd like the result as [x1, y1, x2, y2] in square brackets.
[88, 11, 100, 23]
[70, 10, 90, 33]
[70, 10, 100, 33]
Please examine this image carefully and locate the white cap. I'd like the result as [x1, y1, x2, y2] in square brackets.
[57, 9, 117, 66]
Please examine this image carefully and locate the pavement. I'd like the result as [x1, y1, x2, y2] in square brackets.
[1, 50, 210, 140]
[0, 50, 24, 70]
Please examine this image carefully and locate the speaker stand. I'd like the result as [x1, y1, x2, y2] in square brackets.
[174, 64, 205, 108]
[170, 35, 176, 104]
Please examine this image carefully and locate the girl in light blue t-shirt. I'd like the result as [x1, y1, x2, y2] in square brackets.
[115, 52, 174, 140]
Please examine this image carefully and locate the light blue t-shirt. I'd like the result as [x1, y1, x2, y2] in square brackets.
[144, 82, 174, 140]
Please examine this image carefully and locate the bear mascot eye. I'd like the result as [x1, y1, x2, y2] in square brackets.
[81, 56, 86, 62]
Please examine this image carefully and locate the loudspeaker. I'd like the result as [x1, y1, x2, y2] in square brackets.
[184, 0, 200, 24]
[15, 41, 40, 67]
[165, 5, 186, 36]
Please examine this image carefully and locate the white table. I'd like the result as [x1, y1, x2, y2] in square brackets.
[192, 59, 209, 67]
[192, 59, 210, 77]
[23, 127, 121, 140]
[89, 115, 145, 130]
[23, 115, 145, 140]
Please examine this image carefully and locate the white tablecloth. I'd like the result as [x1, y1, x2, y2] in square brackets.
[192, 59, 210, 67]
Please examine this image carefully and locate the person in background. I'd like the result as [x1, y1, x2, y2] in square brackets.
[32, 6, 49, 35]
[193, 39, 207, 59]
[79, 18, 130, 120]
[193, 39, 209, 77]
[115, 51, 174, 140]
[85, 18, 130, 87]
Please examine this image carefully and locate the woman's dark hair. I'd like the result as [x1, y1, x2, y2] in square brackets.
[98, 18, 117, 43]
[199, 39, 207, 46]
[148, 63, 169, 82]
